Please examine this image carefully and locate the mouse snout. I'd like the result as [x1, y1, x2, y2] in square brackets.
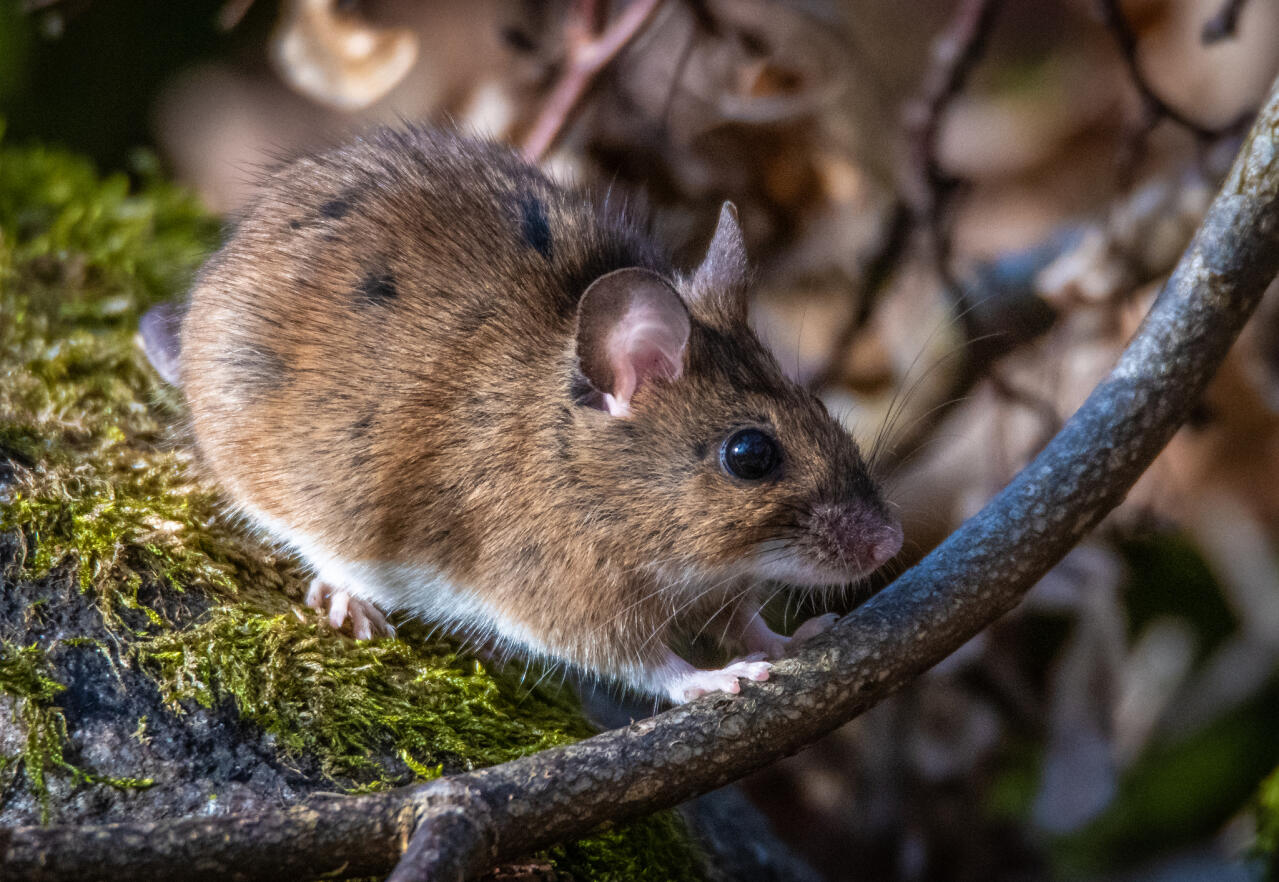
[807, 502, 903, 575]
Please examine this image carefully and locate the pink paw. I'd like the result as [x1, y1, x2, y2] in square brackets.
[667, 655, 772, 703]
[305, 579, 394, 640]
[788, 613, 839, 649]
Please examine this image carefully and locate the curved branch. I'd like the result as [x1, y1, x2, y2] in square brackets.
[7, 77, 1279, 882]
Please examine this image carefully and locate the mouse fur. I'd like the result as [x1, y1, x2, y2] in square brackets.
[152, 126, 902, 703]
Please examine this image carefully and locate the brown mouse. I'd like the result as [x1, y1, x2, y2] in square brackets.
[141, 126, 902, 703]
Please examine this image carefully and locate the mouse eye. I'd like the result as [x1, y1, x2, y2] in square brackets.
[720, 428, 781, 481]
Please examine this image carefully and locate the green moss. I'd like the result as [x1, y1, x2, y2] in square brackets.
[547, 812, 707, 882]
[0, 641, 153, 822]
[0, 129, 707, 877]
[135, 606, 592, 782]
[0, 124, 243, 619]
[1258, 766, 1279, 879]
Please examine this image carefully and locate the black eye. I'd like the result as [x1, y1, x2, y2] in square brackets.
[720, 428, 781, 481]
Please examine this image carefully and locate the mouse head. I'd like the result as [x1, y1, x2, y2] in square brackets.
[573, 204, 902, 591]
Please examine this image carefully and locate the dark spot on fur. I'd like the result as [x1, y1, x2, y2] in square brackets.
[516, 544, 543, 569]
[289, 219, 303, 230]
[320, 198, 351, 219]
[350, 413, 374, 438]
[694, 440, 708, 460]
[501, 26, 537, 52]
[218, 341, 289, 395]
[357, 271, 397, 305]
[453, 304, 497, 337]
[517, 193, 553, 260]
[552, 406, 575, 461]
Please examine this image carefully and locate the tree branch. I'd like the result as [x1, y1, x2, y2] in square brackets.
[903, 0, 1005, 337]
[385, 791, 493, 882]
[7, 72, 1279, 882]
[521, 0, 666, 162]
[806, 198, 913, 391]
[811, 0, 1003, 393]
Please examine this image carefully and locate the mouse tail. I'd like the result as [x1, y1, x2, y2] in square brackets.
[139, 301, 185, 386]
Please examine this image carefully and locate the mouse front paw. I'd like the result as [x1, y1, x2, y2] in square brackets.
[666, 655, 772, 703]
[788, 613, 839, 650]
[305, 578, 394, 640]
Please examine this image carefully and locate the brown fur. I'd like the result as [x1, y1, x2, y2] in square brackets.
[177, 126, 896, 693]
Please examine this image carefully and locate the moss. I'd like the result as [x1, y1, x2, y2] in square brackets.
[546, 812, 707, 882]
[0, 121, 244, 621]
[135, 606, 592, 782]
[0, 641, 153, 822]
[0, 129, 707, 877]
[1258, 765, 1279, 880]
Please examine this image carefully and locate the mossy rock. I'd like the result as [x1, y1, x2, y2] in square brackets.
[0, 126, 712, 880]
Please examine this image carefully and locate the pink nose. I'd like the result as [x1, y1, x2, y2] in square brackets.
[868, 520, 904, 568]
[809, 503, 903, 573]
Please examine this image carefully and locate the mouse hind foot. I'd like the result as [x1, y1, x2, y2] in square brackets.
[646, 649, 772, 704]
[305, 578, 395, 640]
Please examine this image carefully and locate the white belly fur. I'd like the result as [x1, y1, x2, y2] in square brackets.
[237, 504, 551, 658]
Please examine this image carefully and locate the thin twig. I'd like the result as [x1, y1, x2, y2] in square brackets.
[521, 0, 666, 162]
[807, 199, 912, 391]
[812, 0, 1002, 393]
[1202, 0, 1251, 44]
[989, 370, 1062, 453]
[8, 73, 1279, 882]
[902, 0, 1005, 339]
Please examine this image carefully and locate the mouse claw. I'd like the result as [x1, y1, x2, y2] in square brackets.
[349, 597, 394, 640]
[305, 578, 395, 639]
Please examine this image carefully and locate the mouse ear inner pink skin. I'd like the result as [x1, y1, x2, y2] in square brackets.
[575, 268, 691, 417]
[686, 201, 750, 323]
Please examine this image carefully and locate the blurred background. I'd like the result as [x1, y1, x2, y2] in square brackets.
[3, 0, 1279, 879]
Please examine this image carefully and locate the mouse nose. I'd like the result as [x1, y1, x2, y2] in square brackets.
[808, 502, 903, 574]
[867, 519, 903, 568]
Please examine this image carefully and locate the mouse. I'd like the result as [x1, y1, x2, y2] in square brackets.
[141, 125, 903, 704]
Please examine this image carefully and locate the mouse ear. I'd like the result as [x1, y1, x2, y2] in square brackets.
[576, 268, 691, 417]
[688, 201, 749, 322]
